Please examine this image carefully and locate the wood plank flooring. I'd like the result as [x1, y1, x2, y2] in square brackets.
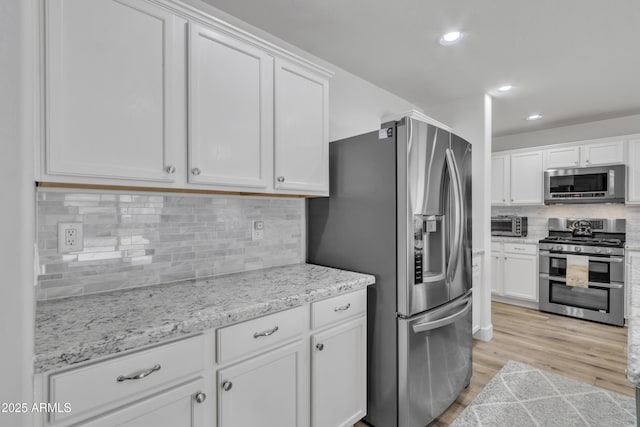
[356, 301, 631, 427]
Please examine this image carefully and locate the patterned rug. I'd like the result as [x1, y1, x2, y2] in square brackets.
[451, 360, 636, 427]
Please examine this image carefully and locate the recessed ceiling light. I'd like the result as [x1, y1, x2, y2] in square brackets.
[497, 85, 513, 93]
[525, 114, 543, 121]
[439, 31, 464, 46]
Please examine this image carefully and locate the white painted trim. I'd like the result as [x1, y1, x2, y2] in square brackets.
[381, 109, 453, 132]
[473, 324, 493, 342]
[491, 295, 539, 310]
[148, 0, 334, 78]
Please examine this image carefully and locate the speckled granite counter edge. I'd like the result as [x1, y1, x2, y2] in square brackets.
[491, 237, 541, 244]
[35, 265, 375, 373]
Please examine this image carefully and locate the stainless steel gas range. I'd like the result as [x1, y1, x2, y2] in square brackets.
[538, 218, 625, 326]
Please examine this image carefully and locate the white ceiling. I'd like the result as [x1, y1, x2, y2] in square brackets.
[202, 0, 640, 137]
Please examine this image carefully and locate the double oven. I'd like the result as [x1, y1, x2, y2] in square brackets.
[538, 219, 625, 326]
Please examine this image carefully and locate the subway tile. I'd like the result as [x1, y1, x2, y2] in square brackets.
[36, 190, 304, 300]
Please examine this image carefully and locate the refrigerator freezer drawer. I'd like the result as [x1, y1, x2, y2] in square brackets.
[397, 294, 472, 427]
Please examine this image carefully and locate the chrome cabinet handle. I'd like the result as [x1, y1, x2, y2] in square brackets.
[191, 168, 201, 176]
[165, 165, 176, 174]
[116, 364, 161, 382]
[334, 303, 351, 312]
[316, 343, 324, 351]
[193, 392, 206, 403]
[277, 176, 285, 183]
[253, 325, 279, 338]
[222, 381, 233, 391]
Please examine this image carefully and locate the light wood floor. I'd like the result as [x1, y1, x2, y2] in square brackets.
[357, 301, 631, 427]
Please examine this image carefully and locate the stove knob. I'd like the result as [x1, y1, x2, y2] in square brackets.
[606, 248, 613, 254]
[594, 247, 602, 253]
[574, 247, 582, 252]
[554, 245, 563, 251]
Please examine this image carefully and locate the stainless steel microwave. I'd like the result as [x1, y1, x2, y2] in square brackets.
[491, 216, 528, 237]
[544, 164, 625, 204]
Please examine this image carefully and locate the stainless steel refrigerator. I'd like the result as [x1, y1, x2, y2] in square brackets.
[307, 116, 473, 427]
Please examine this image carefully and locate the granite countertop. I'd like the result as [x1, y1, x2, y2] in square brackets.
[628, 255, 640, 386]
[35, 263, 375, 373]
[491, 237, 541, 244]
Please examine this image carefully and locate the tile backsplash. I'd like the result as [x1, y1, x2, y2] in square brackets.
[492, 203, 640, 242]
[36, 190, 304, 300]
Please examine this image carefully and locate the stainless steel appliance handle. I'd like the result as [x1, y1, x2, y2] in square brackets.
[412, 298, 471, 333]
[445, 148, 464, 284]
[539, 251, 623, 263]
[538, 273, 623, 289]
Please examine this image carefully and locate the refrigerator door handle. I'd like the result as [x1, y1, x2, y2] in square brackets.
[412, 298, 472, 333]
[445, 148, 464, 284]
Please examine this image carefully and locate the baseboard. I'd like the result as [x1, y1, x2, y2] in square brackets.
[492, 295, 539, 310]
[473, 324, 493, 342]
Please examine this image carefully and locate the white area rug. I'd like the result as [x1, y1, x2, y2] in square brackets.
[451, 360, 636, 427]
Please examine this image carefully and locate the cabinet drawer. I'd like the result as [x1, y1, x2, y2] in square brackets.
[217, 305, 307, 364]
[49, 335, 206, 423]
[503, 243, 537, 255]
[311, 289, 367, 329]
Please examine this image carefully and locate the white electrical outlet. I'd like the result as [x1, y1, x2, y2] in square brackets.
[252, 220, 264, 241]
[58, 222, 84, 253]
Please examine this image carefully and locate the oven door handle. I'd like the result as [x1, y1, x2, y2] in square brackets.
[539, 251, 624, 263]
[538, 273, 623, 289]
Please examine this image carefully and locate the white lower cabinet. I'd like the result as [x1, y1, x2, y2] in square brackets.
[311, 317, 366, 427]
[82, 379, 207, 427]
[217, 341, 305, 427]
[37, 291, 368, 427]
[492, 242, 538, 304]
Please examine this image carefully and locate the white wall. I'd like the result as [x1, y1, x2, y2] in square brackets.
[494, 113, 640, 152]
[428, 95, 494, 341]
[0, 0, 35, 425]
[182, 0, 419, 142]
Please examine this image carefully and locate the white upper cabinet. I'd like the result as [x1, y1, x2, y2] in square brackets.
[45, 0, 180, 182]
[274, 59, 329, 195]
[545, 146, 580, 169]
[545, 140, 624, 169]
[491, 155, 509, 205]
[187, 23, 273, 189]
[491, 152, 542, 206]
[40, 0, 332, 196]
[510, 152, 543, 204]
[581, 140, 625, 166]
[628, 139, 640, 204]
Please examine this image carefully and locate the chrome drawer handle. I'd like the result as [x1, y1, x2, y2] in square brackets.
[222, 380, 233, 391]
[334, 303, 351, 312]
[253, 326, 279, 338]
[193, 392, 206, 403]
[316, 343, 324, 351]
[116, 364, 161, 382]
[165, 165, 176, 174]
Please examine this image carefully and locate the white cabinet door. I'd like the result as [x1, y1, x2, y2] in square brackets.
[491, 155, 509, 205]
[491, 254, 503, 295]
[82, 380, 207, 427]
[581, 141, 625, 166]
[46, 0, 179, 182]
[545, 146, 580, 169]
[503, 254, 537, 301]
[510, 151, 543, 205]
[627, 140, 640, 203]
[218, 341, 305, 427]
[274, 59, 329, 195]
[188, 23, 273, 189]
[311, 317, 366, 427]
